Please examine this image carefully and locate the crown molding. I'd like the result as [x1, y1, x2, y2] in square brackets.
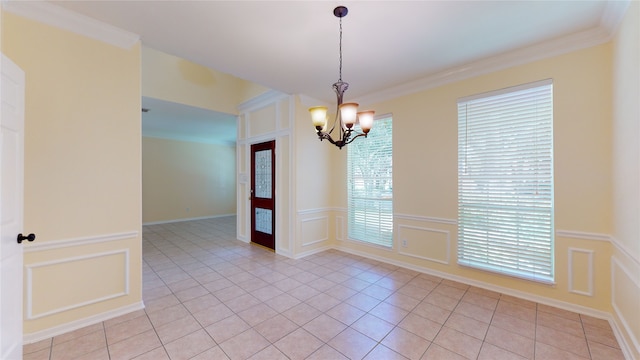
[356, 25, 612, 106]
[237, 89, 288, 112]
[356, 0, 631, 107]
[298, 94, 330, 109]
[600, 0, 631, 37]
[1, 0, 139, 49]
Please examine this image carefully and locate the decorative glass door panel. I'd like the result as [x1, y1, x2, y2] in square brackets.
[254, 208, 273, 235]
[250, 141, 275, 250]
[254, 150, 272, 199]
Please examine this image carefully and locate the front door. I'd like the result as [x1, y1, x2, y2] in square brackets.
[250, 141, 275, 250]
[1, 54, 26, 360]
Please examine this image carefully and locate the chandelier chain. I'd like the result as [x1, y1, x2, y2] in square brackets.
[338, 16, 343, 82]
[309, 5, 374, 149]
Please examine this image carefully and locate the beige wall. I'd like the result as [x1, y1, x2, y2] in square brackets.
[2, 12, 142, 337]
[611, 1, 640, 358]
[326, 44, 616, 311]
[142, 46, 269, 115]
[142, 137, 236, 223]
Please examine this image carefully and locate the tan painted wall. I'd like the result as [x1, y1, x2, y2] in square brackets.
[142, 46, 269, 115]
[2, 12, 142, 335]
[611, 1, 640, 358]
[142, 137, 236, 223]
[329, 43, 615, 313]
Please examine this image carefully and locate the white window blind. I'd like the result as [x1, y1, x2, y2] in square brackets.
[348, 117, 393, 247]
[457, 79, 554, 283]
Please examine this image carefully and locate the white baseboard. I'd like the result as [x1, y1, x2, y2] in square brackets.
[331, 245, 640, 357]
[23, 301, 145, 344]
[331, 244, 612, 320]
[293, 245, 332, 259]
[143, 214, 235, 226]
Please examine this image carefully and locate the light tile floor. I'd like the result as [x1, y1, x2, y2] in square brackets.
[24, 216, 625, 360]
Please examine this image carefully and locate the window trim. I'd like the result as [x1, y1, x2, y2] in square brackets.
[457, 79, 555, 284]
[347, 115, 394, 248]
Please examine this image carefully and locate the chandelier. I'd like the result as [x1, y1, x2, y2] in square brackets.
[309, 6, 375, 149]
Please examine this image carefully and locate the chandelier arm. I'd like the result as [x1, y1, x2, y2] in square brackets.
[325, 103, 340, 135]
[316, 129, 351, 149]
[343, 132, 368, 146]
[326, 80, 348, 136]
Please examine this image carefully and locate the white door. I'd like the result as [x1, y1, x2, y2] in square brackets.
[0, 54, 26, 360]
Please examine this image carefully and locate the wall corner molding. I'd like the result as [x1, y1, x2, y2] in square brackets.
[2, 0, 139, 49]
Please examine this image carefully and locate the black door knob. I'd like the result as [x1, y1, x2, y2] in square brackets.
[17, 233, 36, 244]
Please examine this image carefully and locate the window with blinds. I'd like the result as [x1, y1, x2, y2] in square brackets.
[347, 117, 393, 247]
[457, 79, 554, 283]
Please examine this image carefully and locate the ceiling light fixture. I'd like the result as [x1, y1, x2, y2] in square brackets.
[309, 6, 374, 149]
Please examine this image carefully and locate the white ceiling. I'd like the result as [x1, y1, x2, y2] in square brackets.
[41, 1, 627, 142]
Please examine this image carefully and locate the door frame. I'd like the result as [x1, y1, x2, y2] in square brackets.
[1, 52, 26, 360]
[250, 140, 276, 250]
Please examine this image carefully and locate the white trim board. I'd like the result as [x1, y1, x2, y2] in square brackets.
[395, 213, 457, 225]
[555, 230, 612, 242]
[143, 214, 235, 226]
[24, 231, 138, 253]
[23, 301, 144, 344]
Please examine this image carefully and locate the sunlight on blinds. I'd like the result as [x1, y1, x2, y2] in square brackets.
[348, 117, 393, 247]
[457, 79, 554, 283]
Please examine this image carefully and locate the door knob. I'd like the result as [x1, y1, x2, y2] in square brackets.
[17, 233, 35, 244]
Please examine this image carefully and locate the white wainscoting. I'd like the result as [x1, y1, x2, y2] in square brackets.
[397, 224, 450, 265]
[611, 255, 640, 358]
[300, 216, 329, 247]
[26, 249, 130, 320]
[567, 247, 594, 296]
